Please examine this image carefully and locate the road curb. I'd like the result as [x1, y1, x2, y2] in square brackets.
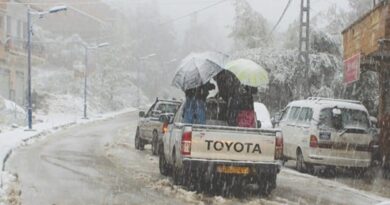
[1, 121, 76, 173]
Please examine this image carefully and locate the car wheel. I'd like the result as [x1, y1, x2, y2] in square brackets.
[296, 149, 305, 173]
[135, 128, 144, 151]
[135, 128, 140, 150]
[152, 131, 158, 155]
[159, 145, 170, 176]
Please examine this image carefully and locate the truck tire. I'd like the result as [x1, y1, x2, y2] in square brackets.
[159, 145, 170, 176]
[172, 150, 184, 185]
[151, 130, 158, 156]
[134, 128, 144, 150]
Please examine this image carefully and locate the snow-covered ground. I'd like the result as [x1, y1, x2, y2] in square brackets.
[0, 97, 25, 133]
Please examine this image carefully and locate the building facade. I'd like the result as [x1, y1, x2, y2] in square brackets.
[0, 0, 29, 106]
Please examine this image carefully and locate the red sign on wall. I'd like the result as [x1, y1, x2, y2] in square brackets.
[343, 53, 361, 85]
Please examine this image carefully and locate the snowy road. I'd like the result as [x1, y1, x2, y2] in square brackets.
[5, 111, 390, 205]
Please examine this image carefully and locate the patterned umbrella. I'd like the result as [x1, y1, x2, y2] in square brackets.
[172, 52, 228, 91]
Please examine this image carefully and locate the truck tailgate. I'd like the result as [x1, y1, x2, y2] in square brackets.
[190, 126, 277, 162]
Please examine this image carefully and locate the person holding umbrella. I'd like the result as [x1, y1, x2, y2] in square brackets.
[172, 52, 227, 124]
[223, 58, 269, 128]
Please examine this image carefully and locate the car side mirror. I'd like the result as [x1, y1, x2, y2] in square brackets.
[139, 111, 145, 118]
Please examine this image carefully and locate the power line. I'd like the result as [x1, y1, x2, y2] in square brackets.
[0, 1, 222, 6]
[160, 0, 229, 26]
[269, 0, 292, 35]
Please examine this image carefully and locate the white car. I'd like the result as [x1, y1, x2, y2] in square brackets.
[277, 97, 373, 173]
[254, 102, 273, 129]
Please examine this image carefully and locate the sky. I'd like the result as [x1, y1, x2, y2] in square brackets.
[144, 0, 353, 52]
[158, 0, 351, 31]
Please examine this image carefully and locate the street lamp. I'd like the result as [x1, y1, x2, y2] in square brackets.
[48, 6, 67, 14]
[137, 53, 156, 108]
[26, 5, 67, 130]
[82, 42, 109, 119]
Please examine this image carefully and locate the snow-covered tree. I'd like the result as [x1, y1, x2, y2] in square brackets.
[276, 0, 380, 115]
[348, 0, 374, 20]
[229, 0, 270, 50]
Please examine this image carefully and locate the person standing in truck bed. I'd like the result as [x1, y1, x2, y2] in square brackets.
[183, 82, 215, 124]
[226, 85, 257, 128]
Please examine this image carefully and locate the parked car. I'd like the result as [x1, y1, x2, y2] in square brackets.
[254, 102, 273, 129]
[158, 98, 283, 195]
[276, 97, 374, 173]
[135, 98, 181, 155]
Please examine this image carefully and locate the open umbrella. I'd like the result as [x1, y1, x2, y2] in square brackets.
[172, 52, 228, 91]
[225, 58, 269, 87]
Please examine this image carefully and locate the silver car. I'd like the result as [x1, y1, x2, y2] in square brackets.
[135, 98, 181, 155]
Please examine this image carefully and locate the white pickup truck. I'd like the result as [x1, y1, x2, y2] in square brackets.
[158, 99, 283, 195]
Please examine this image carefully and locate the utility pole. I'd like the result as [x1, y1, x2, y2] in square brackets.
[298, 0, 310, 99]
[81, 43, 109, 119]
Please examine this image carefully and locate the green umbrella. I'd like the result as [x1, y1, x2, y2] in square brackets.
[225, 58, 269, 87]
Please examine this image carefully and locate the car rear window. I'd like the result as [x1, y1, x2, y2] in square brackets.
[319, 108, 370, 130]
[156, 102, 180, 114]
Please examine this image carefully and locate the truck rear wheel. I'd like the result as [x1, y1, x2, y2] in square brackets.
[159, 145, 170, 176]
[172, 151, 185, 185]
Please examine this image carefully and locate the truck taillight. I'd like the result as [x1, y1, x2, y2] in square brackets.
[181, 127, 192, 156]
[275, 132, 283, 160]
[310, 135, 318, 148]
[162, 122, 169, 134]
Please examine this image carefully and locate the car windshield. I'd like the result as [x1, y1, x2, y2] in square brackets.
[319, 108, 370, 130]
